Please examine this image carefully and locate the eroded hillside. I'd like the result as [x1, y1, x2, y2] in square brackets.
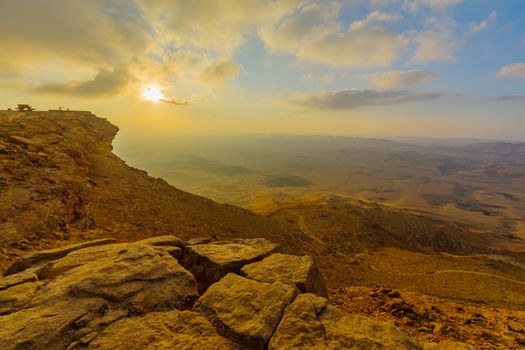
[0, 111, 311, 273]
[1, 110, 524, 348]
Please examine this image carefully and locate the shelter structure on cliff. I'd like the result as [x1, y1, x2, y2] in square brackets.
[16, 104, 34, 112]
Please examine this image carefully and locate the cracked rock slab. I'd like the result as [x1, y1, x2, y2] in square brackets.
[0, 241, 199, 350]
[183, 238, 277, 293]
[33, 243, 198, 310]
[196, 273, 299, 349]
[269, 293, 422, 350]
[0, 297, 107, 350]
[241, 253, 328, 297]
[87, 310, 242, 350]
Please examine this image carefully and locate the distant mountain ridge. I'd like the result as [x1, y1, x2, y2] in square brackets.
[2, 110, 525, 348]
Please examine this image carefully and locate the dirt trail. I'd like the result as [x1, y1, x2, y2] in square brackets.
[434, 269, 525, 286]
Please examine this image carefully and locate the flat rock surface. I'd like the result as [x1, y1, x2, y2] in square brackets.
[241, 253, 328, 297]
[183, 238, 277, 292]
[196, 273, 299, 349]
[87, 310, 242, 350]
[270, 293, 422, 350]
[0, 237, 464, 350]
[0, 240, 198, 350]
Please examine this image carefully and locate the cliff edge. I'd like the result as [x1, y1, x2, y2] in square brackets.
[0, 110, 312, 273]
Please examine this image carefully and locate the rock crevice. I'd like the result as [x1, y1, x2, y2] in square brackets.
[0, 236, 472, 350]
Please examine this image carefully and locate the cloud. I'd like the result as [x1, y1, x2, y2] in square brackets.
[0, 1, 148, 68]
[411, 17, 460, 62]
[411, 11, 496, 63]
[34, 66, 131, 97]
[259, 3, 407, 67]
[469, 11, 497, 33]
[198, 59, 240, 85]
[405, 0, 463, 12]
[136, 0, 301, 54]
[368, 70, 439, 89]
[371, 0, 401, 6]
[498, 63, 525, 79]
[1, 0, 266, 95]
[287, 89, 440, 110]
[496, 95, 525, 101]
[350, 11, 402, 30]
[161, 98, 188, 106]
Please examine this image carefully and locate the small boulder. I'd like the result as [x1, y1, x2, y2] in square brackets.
[196, 273, 299, 349]
[269, 293, 422, 350]
[241, 253, 328, 297]
[183, 238, 277, 292]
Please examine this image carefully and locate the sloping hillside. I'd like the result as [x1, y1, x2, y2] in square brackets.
[0, 111, 313, 272]
[1, 110, 524, 319]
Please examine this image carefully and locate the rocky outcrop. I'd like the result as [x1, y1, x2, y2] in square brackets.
[196, 273, 299, 349]
[182, 238, 277, 292]
[0, 236, 472, 350]
[0, 111, 306, 277]
[241, 253, 328, 298]
[269, 293, 421, 349]
[0, 111, 118, 272]
[0, 237, 198, 350]
[87, 310, 242, 350]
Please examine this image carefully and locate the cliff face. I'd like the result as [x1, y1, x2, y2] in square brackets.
[0, 112, 117, 267]
[1, 111, 524, 348]
[0, 111, 315, 274]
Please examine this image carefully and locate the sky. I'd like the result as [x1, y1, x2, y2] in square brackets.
[1, 0, 524, 140]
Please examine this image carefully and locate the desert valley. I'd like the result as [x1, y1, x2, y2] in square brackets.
[1, 110, 524, 349]
[1, 0, 525, 349]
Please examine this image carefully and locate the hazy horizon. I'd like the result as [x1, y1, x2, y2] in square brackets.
[1, 0, 525, 142]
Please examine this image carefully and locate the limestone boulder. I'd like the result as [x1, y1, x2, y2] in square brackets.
[241, 253, 328, 297]
[269, 293, 422, 350]
[31, 243, 198, 311]
[0, 297, 108, 350]
[196, 273, 299, 349]
[0, 240, 199, 350]
[87, 310, 242, 350]
[183, 238, 277, 292]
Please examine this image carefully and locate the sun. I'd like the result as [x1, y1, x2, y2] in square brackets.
[141, 84, 165, 103]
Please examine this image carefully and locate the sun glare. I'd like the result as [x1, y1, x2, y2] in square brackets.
[141, 84, 165, 103]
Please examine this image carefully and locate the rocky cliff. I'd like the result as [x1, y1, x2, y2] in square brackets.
[1, 110, 521, 349]
[0, 236, 470, 349]
[0, 111, 315, 274]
